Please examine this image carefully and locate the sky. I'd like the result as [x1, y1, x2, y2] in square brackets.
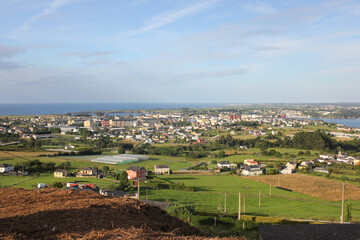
[0, 0, 360, 103]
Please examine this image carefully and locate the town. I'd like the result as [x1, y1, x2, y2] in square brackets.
[1, 104, 360, 238]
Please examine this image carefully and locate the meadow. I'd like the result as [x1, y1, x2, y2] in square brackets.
[0, 173, 116, 190]
[1, 150, 359, 223]
[140, 175, 360, 222]
[246, 174, 360, 201]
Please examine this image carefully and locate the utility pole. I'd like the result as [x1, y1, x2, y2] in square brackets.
[341, 183, 345, 223]
[243, 196, 246, 214]
[137, 179, 140, 200]
[146, 188, 148, 200]
[259, 190, 261, 207]
[224, 191, 227, 214]
[238, 192, 241, 220]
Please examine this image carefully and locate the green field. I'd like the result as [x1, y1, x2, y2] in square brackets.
[1, 150, 359, 223]
[140, 175, 360, 222]
[0, 173, 116, 189]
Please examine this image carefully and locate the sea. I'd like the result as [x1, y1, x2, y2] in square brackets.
[316, 118, 360, 129]
[0, 103, 225, 116]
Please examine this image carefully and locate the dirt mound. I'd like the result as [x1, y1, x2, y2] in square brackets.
[0, 188, 243, 240]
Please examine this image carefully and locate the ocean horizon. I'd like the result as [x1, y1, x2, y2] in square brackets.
[0, 103, 226, 116]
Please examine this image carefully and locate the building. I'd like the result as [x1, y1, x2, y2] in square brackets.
[0, 164, 14, 173]
[54, 169, 68, 178]
[126, 166, 146, 180]
[244, 159, 259, 166]
[280, 166, 292, 175]
[299, 161, 313, 169]
[154, 165, 170, 175]
[314, 167, 329, 174]
[32, 134, 54, 139]
[77, 167, 94, 176]
[110, 119, 138, 128]
[242, 165, 263, 176]
[101, 119, 110, 128]
[319, 153, 335, 160]
[217, 161, 233, 168]
[83, 120, 93, 128]
[354, 158, 360, 166]
[37, 183, 46, 188]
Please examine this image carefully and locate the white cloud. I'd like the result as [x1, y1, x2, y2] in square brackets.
[243, 0, 277, 13]
[10, 0, 79, 37]
[125, 0, 218, 36]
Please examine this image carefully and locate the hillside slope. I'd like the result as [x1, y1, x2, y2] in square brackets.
[0, 188, 243, 239]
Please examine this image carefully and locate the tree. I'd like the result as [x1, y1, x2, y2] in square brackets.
[53, 182, 63, 188]
[118, 146, 125, 154]
[64, 161, 71, 168]
[167, 202, 195, 216]
[345, 197, 352, 221]
[102, 166, 109, 173]
[116, 172, 130, 191]
[79, 128, 89, 140]
[217, 150, 226, 159]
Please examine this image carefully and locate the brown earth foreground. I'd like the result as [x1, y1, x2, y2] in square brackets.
[0, 188, 244, 240]
[244, 174, 360, 201]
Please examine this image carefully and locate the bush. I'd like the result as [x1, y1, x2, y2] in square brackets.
[167, 202, 195, 215]
[53, 182, 63, 188]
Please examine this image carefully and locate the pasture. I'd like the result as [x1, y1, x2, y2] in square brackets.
[140, 175, 360, 222]
[246, 174, 360, 201]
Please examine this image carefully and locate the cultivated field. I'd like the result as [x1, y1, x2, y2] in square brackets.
[245, 174, 360, 201]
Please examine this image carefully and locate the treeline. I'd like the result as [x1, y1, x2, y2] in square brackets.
[230, 121, 259, 127]
[173, 121, 191, 127]
[14, 159, 71, 173]
[0, 133, 20, 143]
[56, 148, 102, 156]
[216, 130, 341, 151]
[126, 130, 360, 159]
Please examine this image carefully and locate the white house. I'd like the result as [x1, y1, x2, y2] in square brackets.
[217, 161, 234, 168]
[280, 166, 292, 175]
[0, 164, 14, 173]
[242, 165, 263, 176]
[154, 165, 170, 175]
[280, 162, 296, 175]
[319, 153, 335, 160]
[244, 159, 259, 166]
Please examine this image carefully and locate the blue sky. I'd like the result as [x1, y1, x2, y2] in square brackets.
[0, 0, 360, 103]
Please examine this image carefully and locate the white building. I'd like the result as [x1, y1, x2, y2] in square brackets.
[0, 164, 14, 173]
[154, 165, 170, 175]
[217, 161, 233, 168]
[242, 165, 263, 176]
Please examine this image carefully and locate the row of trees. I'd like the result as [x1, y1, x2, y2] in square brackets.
[217, 130, 341, 152]
[14, 159, 71, 173]
[0, 133, 20, 143]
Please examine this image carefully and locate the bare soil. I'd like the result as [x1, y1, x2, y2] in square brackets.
[0, 188, 244, 240]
